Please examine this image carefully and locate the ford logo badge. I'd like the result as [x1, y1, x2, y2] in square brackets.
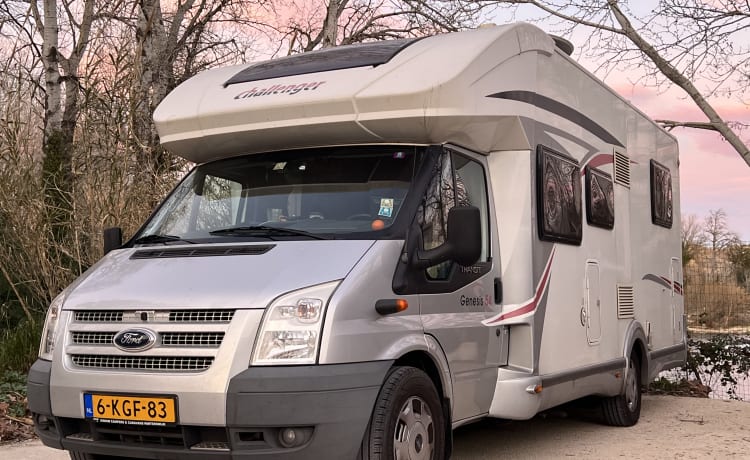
[113, 329, 156, 352]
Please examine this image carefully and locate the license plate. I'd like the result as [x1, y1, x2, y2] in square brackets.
[84, 393, 177, 426]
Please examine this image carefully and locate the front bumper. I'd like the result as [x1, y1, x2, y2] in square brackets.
[29, 359, 393, 459]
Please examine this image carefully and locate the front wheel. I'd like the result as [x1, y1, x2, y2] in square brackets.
[360, 366, 446, 460]
[601, 353, 642, 426]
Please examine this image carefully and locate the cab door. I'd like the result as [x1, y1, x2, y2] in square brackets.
[397, 147, 501, 422]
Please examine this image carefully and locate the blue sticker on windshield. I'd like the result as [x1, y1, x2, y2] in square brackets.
[378, 198, 394, 218]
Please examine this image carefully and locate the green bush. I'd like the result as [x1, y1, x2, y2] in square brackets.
[0, 370, 28, 418]
[0, 317, 41, 373]
[687, 335, 750, 400]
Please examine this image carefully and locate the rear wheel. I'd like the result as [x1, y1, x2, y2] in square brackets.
[360, 366, 445, 460]
[602, 352, 642, 426]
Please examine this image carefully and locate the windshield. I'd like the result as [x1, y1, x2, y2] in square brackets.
[135, 146, 424, 243]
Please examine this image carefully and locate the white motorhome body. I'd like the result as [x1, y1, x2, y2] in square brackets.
[29, 23, 686, 460]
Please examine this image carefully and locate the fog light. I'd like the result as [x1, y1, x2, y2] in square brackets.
[279, 428, 299, 448]
[36, 414, 49, 427]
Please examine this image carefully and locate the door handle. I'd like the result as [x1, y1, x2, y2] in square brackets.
[494, 278, 503, 304]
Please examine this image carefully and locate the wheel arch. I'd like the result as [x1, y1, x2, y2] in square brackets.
[392, 346, 454, 459]
[623, 320, 649, 386]
[394, 351, 447, 401]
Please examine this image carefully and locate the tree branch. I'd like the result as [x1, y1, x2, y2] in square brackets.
[655, 120, 721, 131]
[606, 0, 749, 167]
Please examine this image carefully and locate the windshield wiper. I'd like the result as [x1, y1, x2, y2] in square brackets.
[132, 234, 197, 245]
[209, 225, 328, 240]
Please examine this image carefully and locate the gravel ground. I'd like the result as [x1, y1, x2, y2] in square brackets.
[452, 395, 750, 459]
[2, 395, 749, 459]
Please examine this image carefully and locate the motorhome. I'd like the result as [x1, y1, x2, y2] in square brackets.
[28, 22, 686, 460]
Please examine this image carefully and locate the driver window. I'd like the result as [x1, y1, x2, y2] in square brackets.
[418, 151, 454, 279]
[454, 155, 489, 262]
[417, 150, 489, 280]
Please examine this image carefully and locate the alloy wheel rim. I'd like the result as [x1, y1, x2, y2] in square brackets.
[625, 359, 638, 412]
[394, 396, 435, 460]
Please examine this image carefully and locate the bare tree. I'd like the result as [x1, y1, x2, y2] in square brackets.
[703, 208, 740, 251]
[27, 0, 97, 193]
[492, 0, 750, 167]
[681, 214, 705, 264]
[129, 0, 263, 175]
[271, 0, 492, 54]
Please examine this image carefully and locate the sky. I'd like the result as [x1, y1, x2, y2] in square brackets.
[612, 81, 750, 241]
[488, 6, 750, 240]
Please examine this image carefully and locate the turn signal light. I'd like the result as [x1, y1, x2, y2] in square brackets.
[375, 299, 408, 315]
[526, 384, 543, 395]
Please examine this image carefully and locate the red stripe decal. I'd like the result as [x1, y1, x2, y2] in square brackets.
[483, 248, 555, 326]
[587, 153, 613, 169]
[644, 274, 683, 296]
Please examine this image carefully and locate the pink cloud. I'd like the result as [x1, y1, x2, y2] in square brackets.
[601, 72, 750, 239]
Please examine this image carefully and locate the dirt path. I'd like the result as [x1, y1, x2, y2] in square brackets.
[2, 396, 749, 459]
[452, 395, 750, 459]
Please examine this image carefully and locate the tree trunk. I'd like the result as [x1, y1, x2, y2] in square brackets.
[321, 1, 346, 48]
[133, 0, 171, 176]
[40, 0, 73, 245]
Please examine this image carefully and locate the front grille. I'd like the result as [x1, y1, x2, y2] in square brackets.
[162, 332, 224, 347]
[72, 332, 116, 345]
[71, 355, 214, 371]
[68, 308, 237, 372]
[75, 311, 123, 322]
[92, 422, 185, 447]
[169, 310, 234, 323]
[61, 419, 232, 451]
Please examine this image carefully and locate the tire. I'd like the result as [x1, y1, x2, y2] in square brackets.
[360, 366, 446, 460]
[69, 452, 93, 460]
[602, 353, 642, 426]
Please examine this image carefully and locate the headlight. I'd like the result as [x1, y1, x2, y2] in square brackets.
[252, 281, 340, 365]
[39, 293, 66, 361]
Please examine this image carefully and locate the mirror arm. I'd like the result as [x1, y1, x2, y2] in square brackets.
[411, 244, 453, 269]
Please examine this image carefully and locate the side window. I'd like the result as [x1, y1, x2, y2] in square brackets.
[417, 149, 490, 280]
[585, 166, 615, 229]
[650, 160, 673, 228]
[453, 154, 490, 262]
[537, 145, 582, 245]
[195, 175, 244, 231]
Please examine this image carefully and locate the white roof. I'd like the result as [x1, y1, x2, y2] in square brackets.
[154, 23, 555, 163]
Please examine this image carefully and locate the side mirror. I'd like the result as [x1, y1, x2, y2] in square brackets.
[103, 227, 123, 255]
[411, 206, 482, 269]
